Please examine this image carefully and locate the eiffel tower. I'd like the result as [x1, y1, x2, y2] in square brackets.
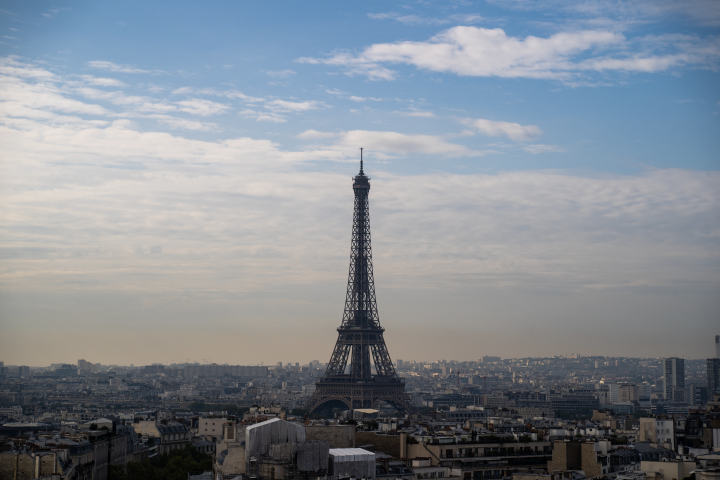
[306, 150, 417, 416]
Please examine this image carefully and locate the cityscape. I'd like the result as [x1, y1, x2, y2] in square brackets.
[1, 1, 719, 480]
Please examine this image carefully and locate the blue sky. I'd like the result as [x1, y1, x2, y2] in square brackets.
[0, 1, 718, 365]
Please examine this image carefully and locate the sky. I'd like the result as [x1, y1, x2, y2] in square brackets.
[0, 0, 718, 367]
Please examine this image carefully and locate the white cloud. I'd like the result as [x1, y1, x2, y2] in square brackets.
[296, 130, 340, 140]
[87, 60, 166, 75]
[265, 99, 325, 112]
[367, 12, 484, 26]
[77, 75, 128, 87]
[461, 118, 542, 142]
[489, 0, 720, 27]
[75, 87, 177, 113]
[175, 98, 230, 116]
[264, 69, 296, 78]
[349, 95, 383, 102]
[299, 26, 720, 82]
[150, 115, 217, 131]
[1, 56, 717, 363]
[398, 111, 436, 117]
[297, 129, 491, 157]
[239, 108, 286, 123]
[524, 144, 567, 153]
[172, 86, 264, 103]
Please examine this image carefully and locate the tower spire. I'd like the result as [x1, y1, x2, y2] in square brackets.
[359, 147, 364, 175]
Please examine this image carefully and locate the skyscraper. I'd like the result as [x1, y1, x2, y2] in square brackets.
[708, 359, 720, 397]
[716, 335, 720, 359]
[664, 357, 685, 403]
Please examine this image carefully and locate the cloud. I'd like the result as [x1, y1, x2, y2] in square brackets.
[297, 129, 491, 157]
[75, 87, 177, 113]
[175, 98, 230, 116]
[397, 110, 436, 117]
[349, 95, 383, 102]
[296, 130, 340, 140]
[77, 75, 128, 87]
[1, 56, 717, 364]
[461, 118, 542, 142]
[239, 108, 286, 123]
[298, 26, 720, 82]
[87, 60, 166, 75]
[149, 115, 217, 131]
[42, 7, 71, 19]
[264, 69, 296, 78]
[367, 12, 484, 26]
[265, 99, 326, 112]
[172, 86, 264, 103]
[488, 0, 720, 27]
[524, 144, 567, 153]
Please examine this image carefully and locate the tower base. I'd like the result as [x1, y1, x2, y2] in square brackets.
[306, 381, 418, 415]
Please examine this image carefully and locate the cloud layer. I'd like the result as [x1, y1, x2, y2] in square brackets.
[298, 26, 720, 82]
[1, 56, 718, 364]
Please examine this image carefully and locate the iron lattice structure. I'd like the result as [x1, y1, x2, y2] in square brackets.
[306, 155, 417, 415]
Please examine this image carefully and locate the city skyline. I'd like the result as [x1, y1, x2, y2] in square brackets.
[1, 1, 719, 365]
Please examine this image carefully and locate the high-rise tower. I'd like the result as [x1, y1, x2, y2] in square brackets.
[306, 152, 417, 415]
[663, 357, 685, 403]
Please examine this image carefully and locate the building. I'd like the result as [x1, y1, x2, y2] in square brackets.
[687, 383, 709, 407]
[638, 417, 675, 450]
[708, 358, 720, 396]
[664, 358, 685, 403]
[405, 437, 552, 480]
[199, 417, 227, 441]
[0, 406, 23, 420]
[132, 420, 190, 455]
[609, 384, 640, 403]
[77, 359, 98, 374]
[547, 440, 610, 478]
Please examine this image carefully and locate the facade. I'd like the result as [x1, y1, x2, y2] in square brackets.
[547, 440, 609, 477]
[406, 439, 551, 480]
[638, 417, 675, 449]
[0, 406, 23, 420]
[199, 417, 227, 441]
[183, 364, 268, 377]
[306, 156, 416, 415]
[132, 420, 190, 454]
[664, 358, 685, 403]
[708, 358, 720, 396]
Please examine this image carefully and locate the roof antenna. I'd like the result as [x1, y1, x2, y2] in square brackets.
[360, 147, 364, 175]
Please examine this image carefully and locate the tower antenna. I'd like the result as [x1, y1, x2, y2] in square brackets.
[360, 147, 364, 175]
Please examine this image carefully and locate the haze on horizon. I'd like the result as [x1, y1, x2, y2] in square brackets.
[0, 0, 718, 367]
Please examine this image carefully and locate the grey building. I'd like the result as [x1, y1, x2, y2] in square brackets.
[708, 358, 720, 396]
[664, 357, 685, 403]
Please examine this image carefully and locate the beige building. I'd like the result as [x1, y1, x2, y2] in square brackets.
[641, 460, 696, 480]
[638, 417, 675, 449]
[546, 440, 609, 478]
[199, 417, 227, 440]
[0, 450, 75, 480]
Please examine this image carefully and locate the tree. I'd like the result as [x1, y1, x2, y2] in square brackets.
[109, 444, 212, 480]
[89, 423, 98, 430]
